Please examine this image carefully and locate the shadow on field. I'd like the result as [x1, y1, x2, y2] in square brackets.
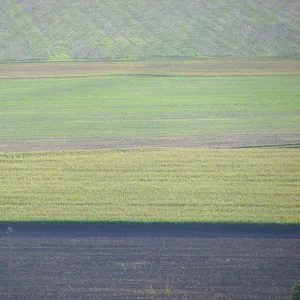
[1, 221, 299, 238]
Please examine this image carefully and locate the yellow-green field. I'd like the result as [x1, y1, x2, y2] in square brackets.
[1, 59, 299, 226]
[1, 148, 299, 224]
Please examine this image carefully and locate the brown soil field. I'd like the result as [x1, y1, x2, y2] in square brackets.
[1, 133, 299, 153]
[0, 226, 299, 300]
[1, 59, 300, 79]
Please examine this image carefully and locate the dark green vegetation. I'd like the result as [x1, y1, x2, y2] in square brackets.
[1, 0, 300, 61]
[1, 74, 299, 140]
[292, 283, 300, 300]
[1, 148, 299, 223]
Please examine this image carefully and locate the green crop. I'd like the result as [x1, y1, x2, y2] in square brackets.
[1, 148, 299, 223]
[1, 75, 299, 140]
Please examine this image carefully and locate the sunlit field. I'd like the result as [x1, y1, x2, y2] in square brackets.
[1, 148, 299, 223]
[1, 60, 299, 225]
[1, 74, 299, 140]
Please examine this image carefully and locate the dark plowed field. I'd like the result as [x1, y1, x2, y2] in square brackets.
[1, 228, 299, 300]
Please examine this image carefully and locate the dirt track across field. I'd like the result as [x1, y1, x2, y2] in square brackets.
[1, 133, 299, 153]
[1, 59, 300, 79]
[0, 226, 299, 300]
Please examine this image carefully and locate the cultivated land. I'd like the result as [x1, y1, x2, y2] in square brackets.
[1, 4, 300, 300]
[1, 59, 300, 299]
[1, 59, 300, 79]
[1, 59, 300, 223]
[1, 0, 300, 60]
[1, 148, 300, 224]
[1, 231, 299, 300]
[1, 59, 300, 152]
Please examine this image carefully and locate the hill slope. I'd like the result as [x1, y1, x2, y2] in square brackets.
[1, 0, 300, 61]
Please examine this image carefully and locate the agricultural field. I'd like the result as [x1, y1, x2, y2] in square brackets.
[0, 231, 299, 300]
[1, 59, 300, 79]
[1, 59, 300, 152]
[1, 59, 300, 299]
[1, 148, 299, 224]
[1, 0, 300, 60]
[1, 2, 300, 299]
[1, 59, 300, 223]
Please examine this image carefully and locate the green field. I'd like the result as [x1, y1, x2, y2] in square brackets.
[1, 75, 300, 140]
[1, 60, 299, 225]
[1, 148, 299, 223]
[1, 0, 300, 60]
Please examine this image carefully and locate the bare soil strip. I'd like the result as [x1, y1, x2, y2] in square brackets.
[1, 133, 299, 153]
[1, 59, 300, 79]
[0, 228, 299, 300]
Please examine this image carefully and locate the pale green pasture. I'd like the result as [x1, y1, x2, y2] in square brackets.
[1, 148, 299, 223]
[1, 76, 300, 140]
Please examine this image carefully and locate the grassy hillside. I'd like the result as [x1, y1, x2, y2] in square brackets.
[1, 0, 300, 61]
